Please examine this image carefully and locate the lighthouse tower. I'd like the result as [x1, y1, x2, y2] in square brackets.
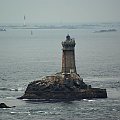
[61, 35, 76, 74]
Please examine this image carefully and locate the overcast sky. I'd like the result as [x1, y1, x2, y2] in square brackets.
[0, 0, 120, 24]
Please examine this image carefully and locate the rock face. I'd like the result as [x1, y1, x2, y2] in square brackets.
[19, 73, 107, 100]
[19, 35, 107, 101]
[0, 103, 11, 108]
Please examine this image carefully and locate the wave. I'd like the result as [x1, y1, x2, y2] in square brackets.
[83, 99, 96, 102]
[0, 87, 23, 91]
[10, 111, 31, 114]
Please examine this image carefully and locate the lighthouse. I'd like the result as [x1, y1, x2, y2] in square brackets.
[19, 35, 107, 100]
[61, 35, 76, 74]
[23, 15, 26, 26]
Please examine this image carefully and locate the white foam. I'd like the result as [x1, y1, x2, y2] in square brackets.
[88, 100, 96, 102]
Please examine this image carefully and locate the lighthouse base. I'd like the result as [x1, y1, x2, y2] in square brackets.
[18, 73, 107, 101]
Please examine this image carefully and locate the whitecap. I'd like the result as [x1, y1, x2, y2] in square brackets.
[10, 111, 16, 114]
[9, 87, 24, 91]
[6, 96, 15, 99]
[112, 108, 116, 111]
[83, 99, 96, 102]
[10, 111, 30, 114]
[2, 108, 10, 110]
[88, 100, 96, 102]
[23, 99, 29, 101]
[35, 111, 46, 114]
[83, 99, 87, 101]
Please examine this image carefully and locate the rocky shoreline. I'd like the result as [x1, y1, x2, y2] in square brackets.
[18, 73, 107, 100]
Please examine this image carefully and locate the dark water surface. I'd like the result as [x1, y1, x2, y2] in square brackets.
[0, 23, 120, 120]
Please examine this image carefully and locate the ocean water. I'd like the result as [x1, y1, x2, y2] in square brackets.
[0, 23, 120, 120]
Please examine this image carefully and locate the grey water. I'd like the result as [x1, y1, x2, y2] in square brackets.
[0, 23, 120, 120]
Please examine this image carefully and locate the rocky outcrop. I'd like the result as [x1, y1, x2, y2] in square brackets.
[19, 73, 107, 100]
[0, 103, 11, 108]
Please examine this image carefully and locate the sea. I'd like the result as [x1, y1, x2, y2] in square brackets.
[0, 23, 120, 120]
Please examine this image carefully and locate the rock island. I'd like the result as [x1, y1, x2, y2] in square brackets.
[19, 35, 107, 101]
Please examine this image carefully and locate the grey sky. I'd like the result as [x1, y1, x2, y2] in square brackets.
[0, 0, 120, 23]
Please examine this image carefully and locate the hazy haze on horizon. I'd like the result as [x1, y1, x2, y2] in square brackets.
[0, 0, 120, 24]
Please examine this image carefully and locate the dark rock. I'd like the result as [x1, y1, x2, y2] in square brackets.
[18, 73, 107, 100]
[0, 103, 11, 108]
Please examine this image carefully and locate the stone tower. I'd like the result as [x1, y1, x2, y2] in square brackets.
[19, 35, 107, 100]
[61, 35, 76, 74]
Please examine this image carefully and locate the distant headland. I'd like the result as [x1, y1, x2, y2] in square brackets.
[94, 29, 117, 33]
